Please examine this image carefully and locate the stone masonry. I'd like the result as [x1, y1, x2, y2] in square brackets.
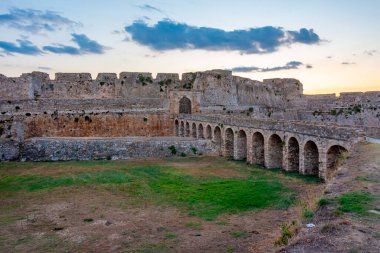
[1, 69, 378, 180]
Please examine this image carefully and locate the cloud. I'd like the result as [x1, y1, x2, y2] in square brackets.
[228, 66, 260, 72]
[43, 33, 106, 55]
[0, 8, 80, 33]
[364, 50, 377, 56]
[137, 4, 163, 13]
[287, 28, 320, 44]
[38, 66, 52, 70]
[124, 19, 321, 54]
[341, 62, 356, 65]
[229, 61, 307, 73]
[43, 44, 80, 55]
[0, 39, 42, 55]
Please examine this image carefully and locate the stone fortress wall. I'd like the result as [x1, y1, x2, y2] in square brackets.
[0, 69, 379, 179]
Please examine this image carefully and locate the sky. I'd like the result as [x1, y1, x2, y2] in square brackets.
[0, 0, 379, 94]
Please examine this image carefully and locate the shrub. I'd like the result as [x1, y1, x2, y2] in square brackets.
[274, 223, 294, 246]
[303, 208, 314, 221]
[191, 147, 198, 155]
[168, 145, 177, 155]
[180, 152, 187, 157]
[318, 198, 331, 206]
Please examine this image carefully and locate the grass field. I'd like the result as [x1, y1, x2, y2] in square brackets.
[0, 156, 324, 252]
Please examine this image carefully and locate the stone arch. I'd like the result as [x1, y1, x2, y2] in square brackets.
[287, 137, 300, 171]
[267, 134, 283, 168]
[185, 122, 190, 137]
[179, 97, 191, 114]
[224, 128, 234, 158]
[252, 132, 265, 166]
[304, 140, 319, 176]
[180, 121, 185, 137]
[326, 145, 348, 179]
[175, 120, 179, 136]
[206, 125, 212, 139]
[197, 124, 204, 139]
[236, 130, 247, 160]
[191, 123, 197, 138]
[214, 126, 222, 156]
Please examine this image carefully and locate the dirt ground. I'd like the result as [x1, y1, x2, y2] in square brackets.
[282, 142, 380, 253]
[0, 157, 326, 253]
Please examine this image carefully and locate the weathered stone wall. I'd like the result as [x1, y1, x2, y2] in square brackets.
[0, 98, 168, 113]
[236, 77, 303, 107]
[0, 70, 303, 109]
[0, 112, 173, 140]
[0, 139, 19, 160]
[20, 137, 215, 161]
[1, 69, 379, 164]
[0, 71, 180, 100]
[294, 91, 380, 137]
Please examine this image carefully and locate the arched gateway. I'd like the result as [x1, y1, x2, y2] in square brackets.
[179, 97, 191, 114]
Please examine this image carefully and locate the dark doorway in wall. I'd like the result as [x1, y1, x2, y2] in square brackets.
[224, 128, 234, 158]
[288, 137, 300, 171]
[179, 97, 191, 114]
[327, 145, 348, 179]
[252, 132, 265, 166]
[304, 141, 319, 176]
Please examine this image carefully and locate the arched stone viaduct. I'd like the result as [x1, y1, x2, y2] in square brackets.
[175, 115, 365, 180]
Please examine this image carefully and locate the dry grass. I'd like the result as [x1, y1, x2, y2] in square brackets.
[0, 156, 324, 253]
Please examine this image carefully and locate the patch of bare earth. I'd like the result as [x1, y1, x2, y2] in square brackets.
[282, 142, 380, 253]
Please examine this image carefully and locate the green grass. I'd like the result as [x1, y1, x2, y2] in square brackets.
[185, 221, 202, 230]
[302, 208, 314, 222]
[267, 168, 323, 183]
[0, 169, 132, 191]
[355, 176, 378, 183]
[0, 158, 318, 220]
[164, 232, 176, 239]
[230, 231, 247, 238]
[318, 197, 331, 206]
[138, 166, 296, 220]
[337, 191, 374, 215]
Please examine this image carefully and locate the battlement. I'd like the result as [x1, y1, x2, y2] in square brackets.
[1, 71, 378, 114]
